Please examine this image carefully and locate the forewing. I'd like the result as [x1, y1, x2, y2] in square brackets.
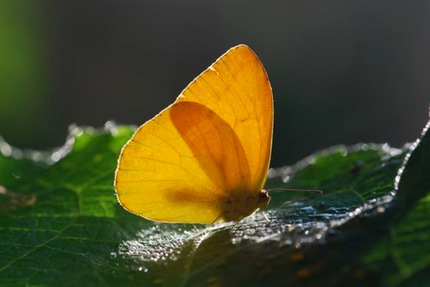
[178, 45, 273, 192]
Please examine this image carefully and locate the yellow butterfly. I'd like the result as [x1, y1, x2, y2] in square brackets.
[114, 44, 273, 224]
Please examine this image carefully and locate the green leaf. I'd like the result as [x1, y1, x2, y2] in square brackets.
[0, 120, 429, 286]
[0, 124, 149, 286]
[362, 121, 430, 287]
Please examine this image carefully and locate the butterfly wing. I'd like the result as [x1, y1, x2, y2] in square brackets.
[178, 45, 273, 191]
[114, 45, 273, 223]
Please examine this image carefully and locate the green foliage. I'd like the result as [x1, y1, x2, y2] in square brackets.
[0, 120, 429, 287]
[0, 0, 56, 148]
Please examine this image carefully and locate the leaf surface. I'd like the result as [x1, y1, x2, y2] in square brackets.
[0, 121, 429, 287]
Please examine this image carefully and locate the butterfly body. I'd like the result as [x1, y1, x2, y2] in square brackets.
[219, 189, 271, 222]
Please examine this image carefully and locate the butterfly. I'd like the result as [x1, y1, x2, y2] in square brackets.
[114, 44, 273, 224]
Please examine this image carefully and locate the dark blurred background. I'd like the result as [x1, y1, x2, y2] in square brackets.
[0, 0, 429, 167]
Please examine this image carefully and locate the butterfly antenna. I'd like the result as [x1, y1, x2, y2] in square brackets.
[266, 188, 323, 194]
